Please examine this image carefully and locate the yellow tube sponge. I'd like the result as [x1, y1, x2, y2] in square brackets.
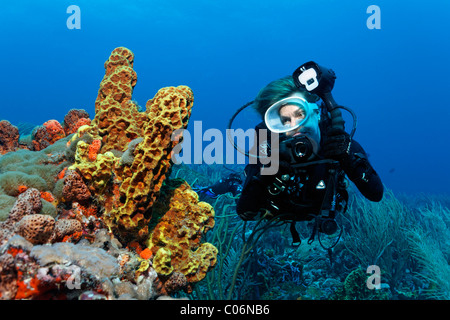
[147, 179, 217, 293]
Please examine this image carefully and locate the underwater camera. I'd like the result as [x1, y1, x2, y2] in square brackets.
[279, 134, 317, 163]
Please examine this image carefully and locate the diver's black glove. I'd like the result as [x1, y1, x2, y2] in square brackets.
[322, 127, 352, 161]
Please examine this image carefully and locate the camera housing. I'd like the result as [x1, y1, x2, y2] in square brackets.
[279, 134, 318, 164]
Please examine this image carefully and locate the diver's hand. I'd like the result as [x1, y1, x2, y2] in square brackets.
[322, 127, 351, 161]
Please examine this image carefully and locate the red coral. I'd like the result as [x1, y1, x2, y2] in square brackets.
[88, 139, 102, 161]
[43, 120, 65, 137]
[0, 120, 19, 155]
[15, 271, 42, 299]
[63, 109, 90, 135]
[31, 120, 66, 151]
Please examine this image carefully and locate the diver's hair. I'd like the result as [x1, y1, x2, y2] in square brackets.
[252, 75, 320, 118]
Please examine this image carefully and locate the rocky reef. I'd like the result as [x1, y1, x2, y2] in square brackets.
[0, 47, 217, 300]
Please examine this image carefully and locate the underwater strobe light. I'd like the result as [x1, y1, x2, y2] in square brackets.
[293, 61, 345, 132]
[293, 61, 337, 110]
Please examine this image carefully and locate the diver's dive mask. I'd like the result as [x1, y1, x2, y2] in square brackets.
[264, 95, 321, 163]
[264, 95, 320, 135]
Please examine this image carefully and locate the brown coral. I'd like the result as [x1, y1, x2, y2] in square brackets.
[0, 120, 19, 155]
[164, 271, 187, 295]
[62, 170, 91, 203]
[6, 188, 42, 225]
[54, 219, 82, 241]
[15, 214, 55, 244]
[63, 109, 90, 135]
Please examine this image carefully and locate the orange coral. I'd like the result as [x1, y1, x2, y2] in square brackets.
[139, 248, 152, 260]
[88, 139, 102, 161]
[75, 117, 91, 131]
[40, 191, 55, 203]
[57, 167, 67, 180]
[32, 120, 66, 151]
[43, 120, 66, 140]
[18, 185, 28, 194]
[6, 247, 23, 257]
[15, 271, 42, 300]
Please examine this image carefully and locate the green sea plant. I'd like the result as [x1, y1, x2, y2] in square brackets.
[406, 202, 450, 299]
[342, 187, 411, 287]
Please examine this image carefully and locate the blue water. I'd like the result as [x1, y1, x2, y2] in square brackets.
[0, 0, 449, 195]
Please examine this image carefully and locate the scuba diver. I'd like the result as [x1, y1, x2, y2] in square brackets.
[231, 62, 384, 247]
[193, 172, 243, 200]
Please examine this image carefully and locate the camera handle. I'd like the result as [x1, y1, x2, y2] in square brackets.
[320, 91, 345, 132]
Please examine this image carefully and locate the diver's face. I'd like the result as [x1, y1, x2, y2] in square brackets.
[279, 104, 306, 137]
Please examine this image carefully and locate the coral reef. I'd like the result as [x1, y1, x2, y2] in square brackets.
[0, 47, 218, 300]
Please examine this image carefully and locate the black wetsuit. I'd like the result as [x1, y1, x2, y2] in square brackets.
[236, 121, 383, 221]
